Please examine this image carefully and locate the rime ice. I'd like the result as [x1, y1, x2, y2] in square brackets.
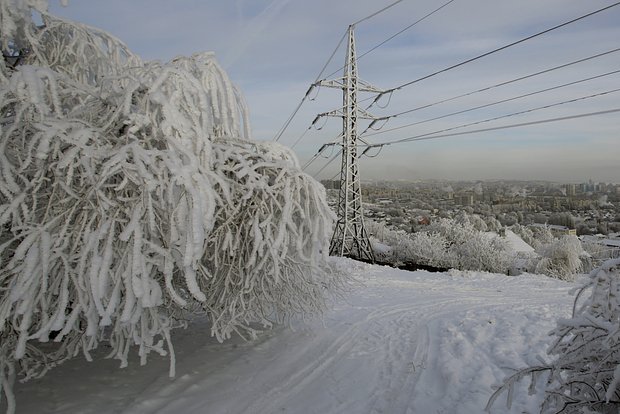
[0, 1, 336, 412]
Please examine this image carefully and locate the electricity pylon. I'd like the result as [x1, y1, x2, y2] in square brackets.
[316, 25, 384, 261]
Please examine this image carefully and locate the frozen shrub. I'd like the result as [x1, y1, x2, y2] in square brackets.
[487, 258, 620, 413]
[368, 218, 513, 273]
[535, 235, 586, 281]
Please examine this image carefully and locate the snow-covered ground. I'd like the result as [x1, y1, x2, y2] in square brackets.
[10, 258, 576, 414]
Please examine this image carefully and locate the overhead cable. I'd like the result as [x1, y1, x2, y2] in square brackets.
[313, 150, 342, 177]
[274, 0, 415, 143]
[302, 137, 342, 171]
[353, 0, 407, 25]
[361, 108, 620, 149]
[290, 127, 311, 149]
[363, 46, 620, 118]
[324, 0, 458, 80]
[368, 1, 620, 104]
[363, 68, 620, 137]
[272, 29, 348, 142]
[368, 87, 620, 147]
[355, 47, 620, 110]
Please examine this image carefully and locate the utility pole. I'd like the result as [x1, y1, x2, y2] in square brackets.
[316, 25, 384, 261]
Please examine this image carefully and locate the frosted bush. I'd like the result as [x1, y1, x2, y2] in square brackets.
[367, 218, 513, 273]
[366, 220, 411, 263]
[455, 231, 514, 274]
[427, 218, 513, 273]
[409, 231, 454, 269]
[487, 258, 620, 413]
[535, 235, 585, 281]
[0, 1, 337, 412]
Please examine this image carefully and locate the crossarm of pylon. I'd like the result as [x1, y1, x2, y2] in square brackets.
[312, 108, 346, 127]
[315, 78, 346, 89]
[358, 108, 386, 120]
[357, 78, 386, 94]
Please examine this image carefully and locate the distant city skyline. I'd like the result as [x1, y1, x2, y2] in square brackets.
[48, 0, 620, 183]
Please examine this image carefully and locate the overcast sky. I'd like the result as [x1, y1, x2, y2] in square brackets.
[48, 0, 620, 183]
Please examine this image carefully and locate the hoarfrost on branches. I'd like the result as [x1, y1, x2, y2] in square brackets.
[535, 235, 586, 281]
[487, 258, 620, 413]
[366, 217, 514, 274]
[0, 1, 337, 412]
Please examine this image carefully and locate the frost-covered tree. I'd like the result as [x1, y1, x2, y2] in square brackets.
[484, 215, 502, 233]
[487, 258, 620, 413]
[531, 225, 556, 247]
[582, 239, 617, 268]
[455, 211, 488, 232]
[0, 1, 338, 412]
[548, 212, 576, 229]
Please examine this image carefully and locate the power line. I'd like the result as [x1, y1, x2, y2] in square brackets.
[290, 127, 311, 149]
[353, 0, 407, 25]
[302, 70, 620, 171]
[274, 0, 414, 143]
[277, 0, 459, 150]
[313, 149, 342, 177]
[310, 107, 620, 173]
[362, 68, 620, 138]
[367, 87, 620, 147]
[310, 108, 620, 173]
[323, 0, 458, 80]
[361, 108, 620, 147]
[329, 171, 340, 181]
[368, 1, 620, 105]
[363, 47, 620, 125]
[302, 152, 322, 171]
[272, 29, 348, 142]
[358, 0, 456, 61]
[356, 46, 620, 110]
[315, 30, 349, 83]
[302, 137, 342, 171]
[300, 3, 620, 178]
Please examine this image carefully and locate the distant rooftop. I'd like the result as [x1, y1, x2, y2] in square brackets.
[504, 230, 535, 253]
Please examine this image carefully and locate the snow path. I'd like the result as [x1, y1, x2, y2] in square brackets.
[12, 259, 575, 414]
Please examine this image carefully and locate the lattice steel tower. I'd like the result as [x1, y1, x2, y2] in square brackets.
[316, 25, 384, 261]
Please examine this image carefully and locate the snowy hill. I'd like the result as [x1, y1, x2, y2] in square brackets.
[10, 258, 575, 414]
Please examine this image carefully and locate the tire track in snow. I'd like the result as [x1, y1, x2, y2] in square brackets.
[246, 291, 536, 414]
[243, 298, 464, 413]
[243, 271, 570, 414]
[29, 263, 572, 414]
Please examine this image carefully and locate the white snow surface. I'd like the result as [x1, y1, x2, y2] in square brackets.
[11, 258, 575, 414]
[504, 229, 536, 254]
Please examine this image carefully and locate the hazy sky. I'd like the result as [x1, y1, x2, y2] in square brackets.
[48, 0, 620, 183]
